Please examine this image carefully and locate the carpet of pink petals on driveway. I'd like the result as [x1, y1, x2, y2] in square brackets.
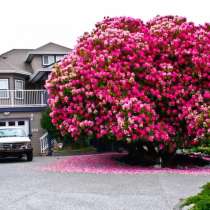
[41, 153, 210, 175]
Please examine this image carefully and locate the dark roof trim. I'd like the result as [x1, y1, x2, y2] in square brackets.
[29, 68, 51, 83]
[0, 106, 47, 113]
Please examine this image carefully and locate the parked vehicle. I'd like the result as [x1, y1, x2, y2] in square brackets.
[0, 42, 70, 156]
[0, 127, 33, 161]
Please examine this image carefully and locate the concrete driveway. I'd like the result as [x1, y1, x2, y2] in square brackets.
[0, 156, 209, 210]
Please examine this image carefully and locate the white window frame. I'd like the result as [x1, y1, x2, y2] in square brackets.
[42, 55, 55, 66]
[15, 79, 24, 99]
[0, 79, 9, 99]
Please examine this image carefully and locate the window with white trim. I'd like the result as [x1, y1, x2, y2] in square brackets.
[15, 79, 24, 99]
[0, 79, 9, 98]
[42, 55, 55, 66]
[0, 122, 6, 126]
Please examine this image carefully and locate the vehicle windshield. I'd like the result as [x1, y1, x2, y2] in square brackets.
[0, 128, 26, 138]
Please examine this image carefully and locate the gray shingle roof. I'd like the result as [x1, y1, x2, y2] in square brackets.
[25, 42, 71, 63]
[35, 42, 70, 52]
[0, 42, 71, 75]
[0, 49, 33, 75]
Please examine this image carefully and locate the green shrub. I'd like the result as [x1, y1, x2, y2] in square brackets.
[191, 147, 210, 155]
[41, 108, 61, 140]
[183, 183, 210, 210]
[41, 108, 92, 147]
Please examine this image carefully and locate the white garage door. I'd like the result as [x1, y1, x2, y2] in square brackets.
[0, 119, 29, 136]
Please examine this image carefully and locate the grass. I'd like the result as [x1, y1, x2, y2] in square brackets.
[182, 183, 210, 210]
[191, 147, 210, 155]
[53, 145, 97, 156]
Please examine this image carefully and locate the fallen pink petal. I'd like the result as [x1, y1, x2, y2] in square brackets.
[41, 153, 210, 175]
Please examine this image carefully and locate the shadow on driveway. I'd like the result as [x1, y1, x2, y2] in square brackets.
[0, 157, 28, 164]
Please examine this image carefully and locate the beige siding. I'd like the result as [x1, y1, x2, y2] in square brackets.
[31, 55, 43, 72]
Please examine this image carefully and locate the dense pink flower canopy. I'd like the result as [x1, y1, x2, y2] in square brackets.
[46, 16, 210, 150]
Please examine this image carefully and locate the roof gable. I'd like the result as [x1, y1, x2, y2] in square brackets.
[34, 42, 71, 52]
[25, 42, 71, 63]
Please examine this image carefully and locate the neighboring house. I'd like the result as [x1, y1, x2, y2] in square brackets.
[0, 42, 71, 155]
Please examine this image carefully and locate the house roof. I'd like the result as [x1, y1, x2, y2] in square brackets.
[0, 42, 71, 76]
[25, 42, 71, 62]
[29, 67, 52, 83]
[0, 49, 33, 75]
[35, 42, 70, 52]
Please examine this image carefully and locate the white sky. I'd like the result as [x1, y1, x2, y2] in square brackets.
[0, 0, 209, 54]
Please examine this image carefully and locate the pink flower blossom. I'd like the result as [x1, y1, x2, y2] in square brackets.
[46, 16, 209, 150]
[41, 153, 210, 175]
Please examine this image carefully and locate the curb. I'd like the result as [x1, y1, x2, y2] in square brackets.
[173, 199, 185, 210]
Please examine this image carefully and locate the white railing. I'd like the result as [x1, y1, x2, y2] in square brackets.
[40, 132, 49, 154]
[0, 89, 47, 107]
[40, 132, 57, 154]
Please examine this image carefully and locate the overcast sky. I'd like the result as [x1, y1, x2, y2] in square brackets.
[0, 0, 209, 54]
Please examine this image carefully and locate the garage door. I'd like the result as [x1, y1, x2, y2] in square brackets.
[0, 120, 29, 136]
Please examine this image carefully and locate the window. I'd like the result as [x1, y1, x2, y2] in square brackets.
[0, 79, 9, 98]
[0, 122, 6, 126]
[15, 80, 24, 99]
[18, 121, 25, 126]
[42, 55, 55, 66]
[56, 55, 64, 62]
[8, 121, 15, 126]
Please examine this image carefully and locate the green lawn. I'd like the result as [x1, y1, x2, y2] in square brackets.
[182, 183, 210, 210]
[53, 145, 97, 156]
[191, 147, 210, 155]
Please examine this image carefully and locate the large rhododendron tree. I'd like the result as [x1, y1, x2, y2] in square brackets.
[46, 16, 209, 160]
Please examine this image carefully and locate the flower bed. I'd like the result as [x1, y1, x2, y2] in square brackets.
[41, 153, 210, 175]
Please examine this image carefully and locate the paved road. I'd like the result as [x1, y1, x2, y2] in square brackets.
[0, 156, 209, 210]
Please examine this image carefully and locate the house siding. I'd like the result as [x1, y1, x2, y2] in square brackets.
[0, 74, 15, 89]
[31, 55, 43, 71]
[0, 73, 27, 90]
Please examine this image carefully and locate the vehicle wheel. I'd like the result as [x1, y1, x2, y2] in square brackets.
[18, 155, 23, 159]
[26, 152, 33, 161]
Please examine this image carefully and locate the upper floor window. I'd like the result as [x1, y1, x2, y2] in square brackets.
[15, 80, 24, 90]
[15, 79, 24, 99]
[42, 55, 65, 66]
[0, 79, 9, 98]
[42, 55, 55, 66]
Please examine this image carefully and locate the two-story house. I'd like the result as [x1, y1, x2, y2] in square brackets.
[0, 42, 71, 155]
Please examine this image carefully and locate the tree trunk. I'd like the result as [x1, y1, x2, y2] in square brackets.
[126, 142, 160, 166]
